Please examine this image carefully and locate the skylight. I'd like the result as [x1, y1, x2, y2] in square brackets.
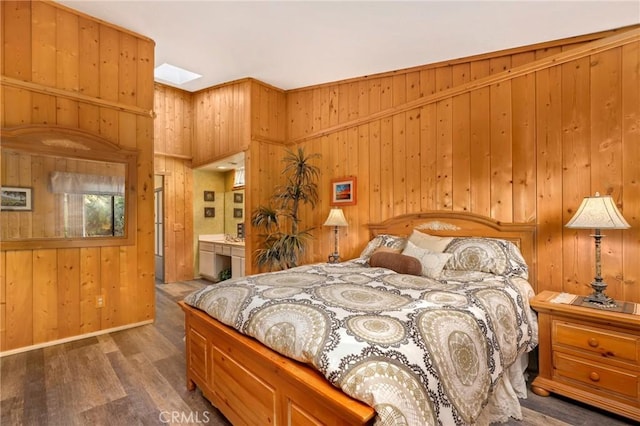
[154, 63, 202, 86]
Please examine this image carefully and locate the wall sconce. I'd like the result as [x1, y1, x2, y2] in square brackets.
[565, 192, 630, 308]
[323, 207, 348, 263]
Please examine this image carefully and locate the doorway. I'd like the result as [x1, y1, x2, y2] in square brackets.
[154, 175, 164, 282]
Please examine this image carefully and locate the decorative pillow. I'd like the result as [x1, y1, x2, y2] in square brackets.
[443, 237, 529, 278]
[401, 241, 452, 279]
[358, 234, 407, 263]
[369, 251, 422, 276]
[408, 229, 453, 253]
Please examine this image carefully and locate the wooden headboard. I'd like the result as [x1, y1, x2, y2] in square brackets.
[368, 211, 537, 291]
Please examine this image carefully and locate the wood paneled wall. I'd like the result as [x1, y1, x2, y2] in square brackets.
[191, 78, 287, 167]
[154, 156, 194, 283]
[250, 79, 288, 144]
[277, 27, 640, 302]
[192, 79, 252, 167]
[152, 26, 639, 304]
[154, 84, 194, 283]
[155, 79, 287, 278]
[154, 83, 193, 159]
[0, 1, 155, 352]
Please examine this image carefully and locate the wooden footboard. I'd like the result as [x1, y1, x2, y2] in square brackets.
[179, 301, 376, 426]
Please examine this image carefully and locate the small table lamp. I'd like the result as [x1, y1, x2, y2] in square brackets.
[565, 192, 630, 307]
[323, 207, 348, 263]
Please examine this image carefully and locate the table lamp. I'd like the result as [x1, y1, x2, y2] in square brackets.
[323, 207, 348, 263]
[565, 192, 630, 307]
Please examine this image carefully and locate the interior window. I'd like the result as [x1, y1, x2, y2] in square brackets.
[83, 194, 125, 237]
[63, 193, 125, 237]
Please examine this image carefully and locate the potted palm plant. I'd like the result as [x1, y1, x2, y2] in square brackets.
[251, 147, 320, 271]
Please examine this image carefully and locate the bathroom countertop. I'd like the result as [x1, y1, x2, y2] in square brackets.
[199, 234, 245, 246]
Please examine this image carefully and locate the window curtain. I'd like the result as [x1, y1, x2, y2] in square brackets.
[50, 172, 125, 195]
[64, 194, 85, 237]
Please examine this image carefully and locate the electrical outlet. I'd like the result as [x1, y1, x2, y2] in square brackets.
[96, 295, 104, 308]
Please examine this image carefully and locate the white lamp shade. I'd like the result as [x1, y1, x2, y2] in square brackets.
[565, 193, 630, 229]
[323, 208, 348, 227]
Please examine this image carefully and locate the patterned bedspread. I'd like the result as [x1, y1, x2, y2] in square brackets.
[184, 261, 538, 425]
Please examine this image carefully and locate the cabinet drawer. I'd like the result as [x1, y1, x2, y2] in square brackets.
[554, 352, 639, 400]
[214, 244, 232, 256]
[553, 321, 640, 365]
[200, 241, 214, 252]
[231, 247, 245, 258]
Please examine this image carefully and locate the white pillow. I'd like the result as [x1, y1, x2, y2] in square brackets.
[408, 230, 453, 253]
[402, 241, 452, 279]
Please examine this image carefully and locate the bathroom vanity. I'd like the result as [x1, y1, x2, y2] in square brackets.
[198, 234, 245, 281]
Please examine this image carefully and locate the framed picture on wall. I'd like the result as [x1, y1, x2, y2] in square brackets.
[204, 191, 215, 202]
[234, 193, 243, 203]
[204, 207, 215, 218]
[330, 177, 356, 206]
[1, 186, 32, 211]
[233, 208, 243, 218]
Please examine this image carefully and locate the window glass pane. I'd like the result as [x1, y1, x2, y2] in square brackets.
[83, 195, 125, 237]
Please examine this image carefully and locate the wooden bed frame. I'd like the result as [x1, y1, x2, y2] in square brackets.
[179, 211, 537, 425]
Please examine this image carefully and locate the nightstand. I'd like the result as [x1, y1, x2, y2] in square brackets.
[530, 290, 640, 421]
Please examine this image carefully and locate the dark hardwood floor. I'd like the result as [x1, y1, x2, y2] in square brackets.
[1, 279, 635, 425]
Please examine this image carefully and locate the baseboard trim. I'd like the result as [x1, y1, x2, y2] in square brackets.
[0, 320, 154, 357]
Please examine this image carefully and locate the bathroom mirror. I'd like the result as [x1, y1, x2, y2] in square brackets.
[0, 125, 137, 250]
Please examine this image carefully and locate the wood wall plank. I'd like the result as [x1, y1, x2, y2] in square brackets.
[534, 65, 564, 292]
[78, 16, 100, 133]
[451, 64, 471, 213]
[5, 251, 33, 349]
[435, 100, 452, 210]
[510, 71, 536, 223]
[590, 48, 626, 302]
[621, 42, 640, 303]
[80, 247, 101, 334]
[419, 104, 437, 212]
[98, 25, 120, 143]
[30, 2, 56, 127]
[32, 249, 58, 344]
[0, 252, 6, 350]
[55, 7, 79, 128]
[135, 113, 156, 321]
[560, 57, 592, 296]
[489, 81, 513, 222]
[469, 61, 492, 216]
[57, 248, 81, 339]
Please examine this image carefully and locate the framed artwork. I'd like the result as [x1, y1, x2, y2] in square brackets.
[330, 177, 357, 206]
[233, 208, 243, 218]
[1, 186, 33, 211]
[204, 207, 215, 218]
[234, 193, 243, 203]
[204, 191, 215, 202]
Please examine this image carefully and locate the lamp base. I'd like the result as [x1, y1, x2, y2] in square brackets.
[584, 281, 617, 308]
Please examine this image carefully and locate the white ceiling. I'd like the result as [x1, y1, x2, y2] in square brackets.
[58, 1, 639, 92]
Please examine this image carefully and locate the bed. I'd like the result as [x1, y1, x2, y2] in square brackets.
[179, 211, 538, 425]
